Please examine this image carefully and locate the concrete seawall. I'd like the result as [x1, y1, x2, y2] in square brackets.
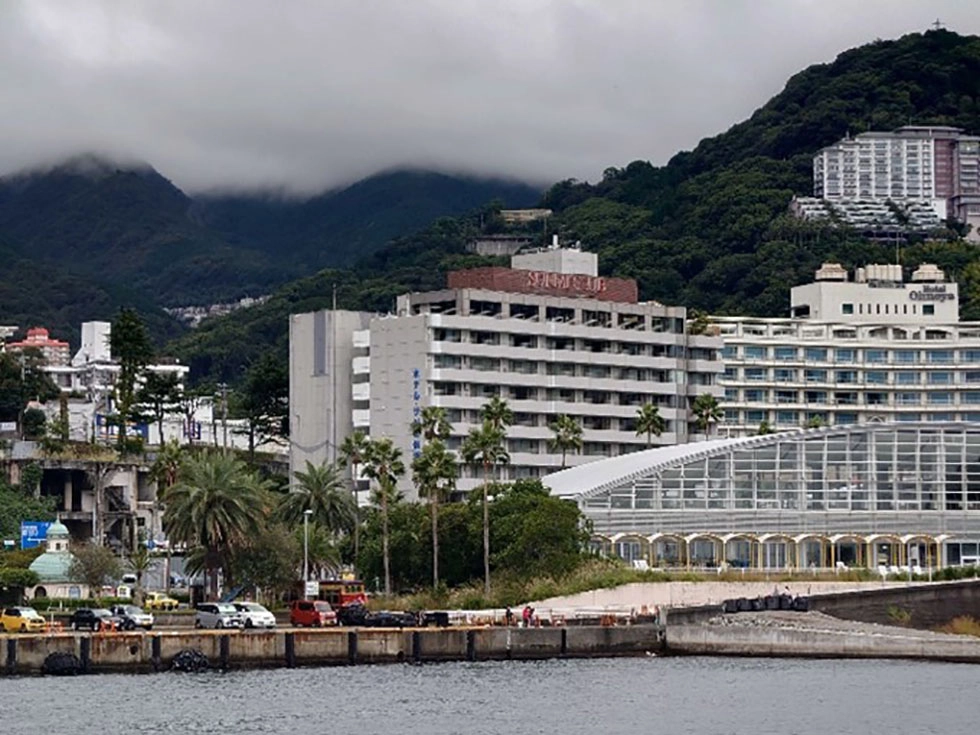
[668, 621, 980, 663]
[1, 625, 667, 676]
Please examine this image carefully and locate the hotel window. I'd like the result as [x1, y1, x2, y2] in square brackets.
[745, 368, 766, 382]
[928, 392, 953, 405]
[923, 304, 935, 316]
[963, 351, 980, 363]
[776, 411, 798, 425]
[774, 368, 796, 383]
[928, 350, 953, 364]
[774, 347, 796, 361]
[723, 409, 740, 423]
[805, 347, 827, 362]
[744, 389, 767, 402]
[805, 369, 827, 382]
[965, 393, 980, 405]
[897, 393, 920, 406]
[746, 410, 765, 423]
[835, 413, 858, 425]
[776, 390, 796, 404]
[835, 371, 858, 384]
[894, 350, 917, 364]
[721, 345, 737, 359]
[967, 371, 980, 384]
[835, 348, 856, 363]
[841, 303, 854, 315]
[866, 371, 888, 385]
[744, 345, 766, 360]
[928, 372, 952, 385]
[897, 371, 920, 385]
[724, 388, 739, 401]
[805, 390, 827, 403]
[897, 413, 921, 422]
[865, 349, 887, 363]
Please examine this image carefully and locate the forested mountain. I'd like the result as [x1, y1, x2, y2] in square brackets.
[169, 29, 980, 385]
[0, 157, 540, 343]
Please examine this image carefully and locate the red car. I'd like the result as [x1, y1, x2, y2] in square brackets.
[289, 599, 337, 627]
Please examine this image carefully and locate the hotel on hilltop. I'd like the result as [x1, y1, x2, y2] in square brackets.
[289, 241, 724, 498]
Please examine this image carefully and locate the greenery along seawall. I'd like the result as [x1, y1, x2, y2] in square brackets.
[0, 626, 667, 675]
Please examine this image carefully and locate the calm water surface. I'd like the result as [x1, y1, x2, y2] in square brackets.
[0, 657, 973, 734]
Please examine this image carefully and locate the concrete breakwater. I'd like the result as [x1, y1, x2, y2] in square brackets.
[668, 612, 980, 663]
[1, 625, 667, 675]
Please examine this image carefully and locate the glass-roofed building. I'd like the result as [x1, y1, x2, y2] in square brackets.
[544, 422, 980, 572]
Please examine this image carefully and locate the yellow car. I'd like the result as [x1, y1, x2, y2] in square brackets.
[144, 592, 179, 611]
[1, 606, 46, 633]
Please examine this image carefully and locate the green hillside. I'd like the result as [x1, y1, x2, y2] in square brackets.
[169, 29, 980, 385]
[0, 158, 541, 322]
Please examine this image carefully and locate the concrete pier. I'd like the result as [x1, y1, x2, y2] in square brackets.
[0, 625, 667, 676]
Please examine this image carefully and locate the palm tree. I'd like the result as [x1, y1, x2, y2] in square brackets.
[635, 403, 667, 448]
[127, 541, 155, 606]
[162, 451, 270, 600]
[692, 393, 723, 438]
[461, 422, 509, 596]
[280, 461, 356, 540]
[340, 430, 370, 562]
[149, 439, 185, 542]
[411, 406, 452, 442]
[549, 414, 583, 469]
[411, 439, 457, 589]
[481, 396, 513, 432]
[362, 437, 405, 596]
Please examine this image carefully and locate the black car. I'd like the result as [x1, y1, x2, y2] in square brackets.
[337, 603, 417, 628]
[69, 607, 123, 632]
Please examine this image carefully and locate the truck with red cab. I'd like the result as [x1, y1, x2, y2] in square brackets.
[289, 599, 337, 627]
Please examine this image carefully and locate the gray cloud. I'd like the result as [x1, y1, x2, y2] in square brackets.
[1, 0, 978, 194]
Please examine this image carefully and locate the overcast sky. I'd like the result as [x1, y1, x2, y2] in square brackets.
[2, 0, 979, 195]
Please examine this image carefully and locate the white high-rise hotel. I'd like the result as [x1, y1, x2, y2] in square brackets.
[290, 245, 723, 497]
[812, 125, 980, 228]
[715, 261, 980, 436]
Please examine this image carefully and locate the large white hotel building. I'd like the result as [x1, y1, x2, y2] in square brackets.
[715, 261, 980, 436]
[289, 246, 724, 497]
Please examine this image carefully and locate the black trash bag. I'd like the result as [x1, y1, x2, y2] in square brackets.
[750, 597, 765, 612]
[736, 597, 753, 612]
[778, 594, 794, 610]
[722, 599, 739, 614]
[171, 648, 210, 672]
[764, 595, 780, 610]
[42, 651, 83, 676]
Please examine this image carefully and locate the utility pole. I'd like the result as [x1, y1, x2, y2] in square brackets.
[217, 382, 228, 453]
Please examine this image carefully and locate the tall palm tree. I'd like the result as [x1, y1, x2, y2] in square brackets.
[162, 451, 270, 600]
[362, 437, 405, 596]
[339, 430, 370, 562]
[411, 406, 452, 442]
[635, 403, 667, 448]
[280, 461, 356, 540]
[411, 439, 457, 589]
[549, 414, 583, 469]
[149, 440, 185, 540]
[692, 393, 723, 438]
[461, 422, 509, 596]
[481, 396, 513, 432]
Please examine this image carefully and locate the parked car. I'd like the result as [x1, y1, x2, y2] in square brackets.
[194, 602, 244, 629]
[1, 606, 45, 633]
[69, 608, 123, 632]
[289, 599, 337, 627]
[144, 592, 179, 611]
[233, 602, 277, 629]
[110, 604, 155, 631]
[337, 602, 417, 628]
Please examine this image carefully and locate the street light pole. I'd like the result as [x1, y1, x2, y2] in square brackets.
[303, 509, 313, 598]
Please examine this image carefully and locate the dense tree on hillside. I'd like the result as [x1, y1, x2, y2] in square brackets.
[110, 308, 154, 452]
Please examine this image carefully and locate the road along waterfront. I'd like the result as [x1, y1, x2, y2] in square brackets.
[1, 657, 974, 735]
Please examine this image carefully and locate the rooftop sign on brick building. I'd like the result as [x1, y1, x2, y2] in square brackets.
[447, 267, 638, 303]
